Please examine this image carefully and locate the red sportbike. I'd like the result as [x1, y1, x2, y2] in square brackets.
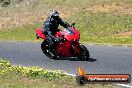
[35, 23, 90, 60]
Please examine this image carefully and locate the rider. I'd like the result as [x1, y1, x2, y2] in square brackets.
[42, 10, 69, 50]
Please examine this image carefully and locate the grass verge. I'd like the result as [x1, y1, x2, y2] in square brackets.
[0, 23, 41, 42]
[0, 58, 116, 88]
[69, 12, 132, 45]
[0, 11, 132, 46]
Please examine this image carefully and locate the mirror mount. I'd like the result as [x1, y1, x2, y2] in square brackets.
[71, 23, 75, 28]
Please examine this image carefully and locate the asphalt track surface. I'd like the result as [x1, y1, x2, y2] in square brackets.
[0, 41, 132, 87]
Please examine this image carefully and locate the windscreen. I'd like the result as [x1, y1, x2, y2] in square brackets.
[63, 28, 75, 35]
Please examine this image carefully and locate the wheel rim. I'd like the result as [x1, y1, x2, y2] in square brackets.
[80, 51, 87, 60]
[42, 47, 55, 59]
[41, 41, 55, 58]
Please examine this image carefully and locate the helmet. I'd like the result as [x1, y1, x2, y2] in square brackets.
[50, 10, 59, 20]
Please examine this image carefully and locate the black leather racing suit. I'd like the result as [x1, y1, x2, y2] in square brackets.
[42, 16, 68, 45]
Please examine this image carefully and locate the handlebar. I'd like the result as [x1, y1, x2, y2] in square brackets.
[59, 35, 66, 42]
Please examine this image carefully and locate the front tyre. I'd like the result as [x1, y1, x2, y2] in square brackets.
[78, 45, 90, 60]
[41, 41, 56, 59]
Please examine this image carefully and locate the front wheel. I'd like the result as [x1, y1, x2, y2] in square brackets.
[41, 41, 56, 59]
[78, 45, 90, 60]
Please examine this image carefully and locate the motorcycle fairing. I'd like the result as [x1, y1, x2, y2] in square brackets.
[55, 27, 80, 41]
[36, 28, 46, 39]
[36, 27, 82, 58]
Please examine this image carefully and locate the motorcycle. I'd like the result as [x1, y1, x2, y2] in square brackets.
[35, 23, 90, 60]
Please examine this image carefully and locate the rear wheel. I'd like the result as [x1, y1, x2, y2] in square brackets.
[41, 41, 56, 59]
[78, 45, 90, 60]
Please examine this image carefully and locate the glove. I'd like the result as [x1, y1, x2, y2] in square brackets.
[53, 37, 60, 43]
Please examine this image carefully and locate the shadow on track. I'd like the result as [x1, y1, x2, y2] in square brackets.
[53, 57, 97, 62]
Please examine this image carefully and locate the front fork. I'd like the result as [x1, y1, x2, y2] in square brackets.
[70, 42, 81, 56]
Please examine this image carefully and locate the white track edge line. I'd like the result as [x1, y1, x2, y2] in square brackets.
[117, 84, 132, 88]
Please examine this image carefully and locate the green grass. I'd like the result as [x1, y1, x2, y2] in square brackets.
[0, 12, 132, 45]
[0, 76, 114, 88]
[0, 23, 41, 41]
[0, 58, 115, 88]
[0, 0, 132, 28]
[69, 12, 132, 45]
[0, 0, 132, 45]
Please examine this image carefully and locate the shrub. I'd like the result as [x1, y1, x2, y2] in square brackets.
[0, 0, 10, 7]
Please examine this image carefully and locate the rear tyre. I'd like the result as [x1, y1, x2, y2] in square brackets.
[78, 45, 90, 60]
[41, 41, 56, 59]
